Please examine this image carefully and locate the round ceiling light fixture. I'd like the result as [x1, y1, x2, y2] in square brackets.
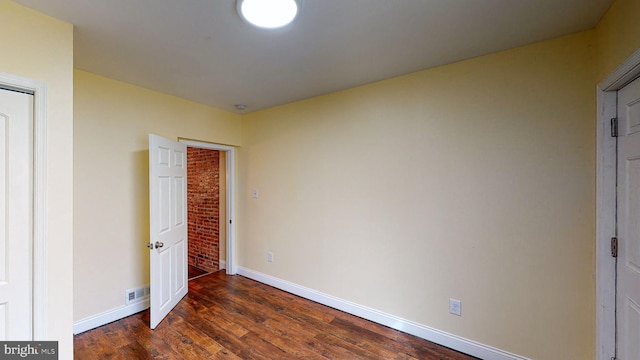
[237, 0, 300, 29]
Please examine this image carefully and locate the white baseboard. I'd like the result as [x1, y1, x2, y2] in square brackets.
[73, 299, 149, 335]
[75, 260, 227, 335]
[73, 266, 528, 359]
[237, 267, 530, 360]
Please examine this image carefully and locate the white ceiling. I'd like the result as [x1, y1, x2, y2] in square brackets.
[14, 0, 613, 113]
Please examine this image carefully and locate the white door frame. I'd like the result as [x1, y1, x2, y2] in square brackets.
[596, 48, 640, 360]
[0, 73, 48, 340]
[179, 139, 237, 275]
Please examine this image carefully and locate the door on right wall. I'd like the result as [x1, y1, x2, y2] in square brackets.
[616, 75, 640, 359]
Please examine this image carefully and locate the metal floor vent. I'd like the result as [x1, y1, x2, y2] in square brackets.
[125, 285, 150, 305]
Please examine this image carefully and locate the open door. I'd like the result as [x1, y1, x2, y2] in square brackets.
[616, 76, 640, 359]
[148, 134, 188, 329]
[0, 88, 33, 339]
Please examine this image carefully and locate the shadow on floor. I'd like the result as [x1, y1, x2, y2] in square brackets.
[188, 265, 209, 280]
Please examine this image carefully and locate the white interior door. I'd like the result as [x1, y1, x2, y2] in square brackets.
[0, 89, 33, 340]
[617, 76, 640, 359]
[149, 134, 188, 329]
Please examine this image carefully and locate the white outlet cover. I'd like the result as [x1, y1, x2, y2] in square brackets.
[449, 298, 462, 316]
[252, 189, 259, 198]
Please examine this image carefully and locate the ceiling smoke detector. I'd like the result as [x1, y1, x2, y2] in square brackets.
[234, 104, 248, 111]
[237, 0, 300, 29]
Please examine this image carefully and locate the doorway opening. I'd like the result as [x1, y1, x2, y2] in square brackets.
[180, 138, 236, 277]
[186, 147, 226, 279]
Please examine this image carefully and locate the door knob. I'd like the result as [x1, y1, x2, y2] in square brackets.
[146, 243, 153, 249]
[155, 241, 164, 249]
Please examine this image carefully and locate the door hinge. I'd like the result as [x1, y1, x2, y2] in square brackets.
[611, 118, 618, 137]
[229, 219, 232, 224]
[611, 237, 618, 258]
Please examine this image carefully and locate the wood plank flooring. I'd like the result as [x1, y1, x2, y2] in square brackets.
[188, 265, 210, 280]
[74, 271, 478, 359]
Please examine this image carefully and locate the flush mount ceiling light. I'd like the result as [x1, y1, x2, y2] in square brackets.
[237, 0, 300, 29]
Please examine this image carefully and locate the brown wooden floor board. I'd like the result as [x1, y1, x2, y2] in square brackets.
[238, 331, 301, 360]
[117, 341, 153, 360]
[72, 336, 99, 360]
[190, 306, 250, 339]
[209, 348, 244, 360]
[135, 325, 180, 360]
[172, 320, 226, 355]
[74, 271, 478, 359]
[188, 265, 209, 279]
[162, 326, 218, 359]
[256, 318, 332, 359]
[302, 335, 369, 360]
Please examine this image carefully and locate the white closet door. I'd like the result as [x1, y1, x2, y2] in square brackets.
[0, 89, 33, 340]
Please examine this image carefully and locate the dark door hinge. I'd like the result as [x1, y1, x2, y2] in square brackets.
[611, 237, 618, 258]
[611, 118, 618, 137]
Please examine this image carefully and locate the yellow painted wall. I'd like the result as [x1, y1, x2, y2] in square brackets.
[595, 0, 640, 81]
[240, 31, 596, 360]
[0, 1, 74, 357]
[5, 0, 635, 357]
[73, 70, 241, 320]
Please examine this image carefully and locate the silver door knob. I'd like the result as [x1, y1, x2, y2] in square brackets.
[146, 243, 153, 249]
[155, 241, 164, 249]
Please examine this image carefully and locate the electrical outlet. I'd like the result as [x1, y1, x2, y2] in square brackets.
[449, 298, 462, 316]
[267, 251, 274, 263]
[252, 189, 259, 199]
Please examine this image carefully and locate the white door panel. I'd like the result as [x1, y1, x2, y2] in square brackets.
[149, 134, 188, 329]
[0, 89, 33, 340]
[617, 76, 640, 359]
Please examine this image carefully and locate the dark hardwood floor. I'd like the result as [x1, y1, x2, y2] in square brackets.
[74, 271, 478, 359]
[188, 265, 210, 280]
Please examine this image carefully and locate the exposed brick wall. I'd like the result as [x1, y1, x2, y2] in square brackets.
[187, 148, 220, 273]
